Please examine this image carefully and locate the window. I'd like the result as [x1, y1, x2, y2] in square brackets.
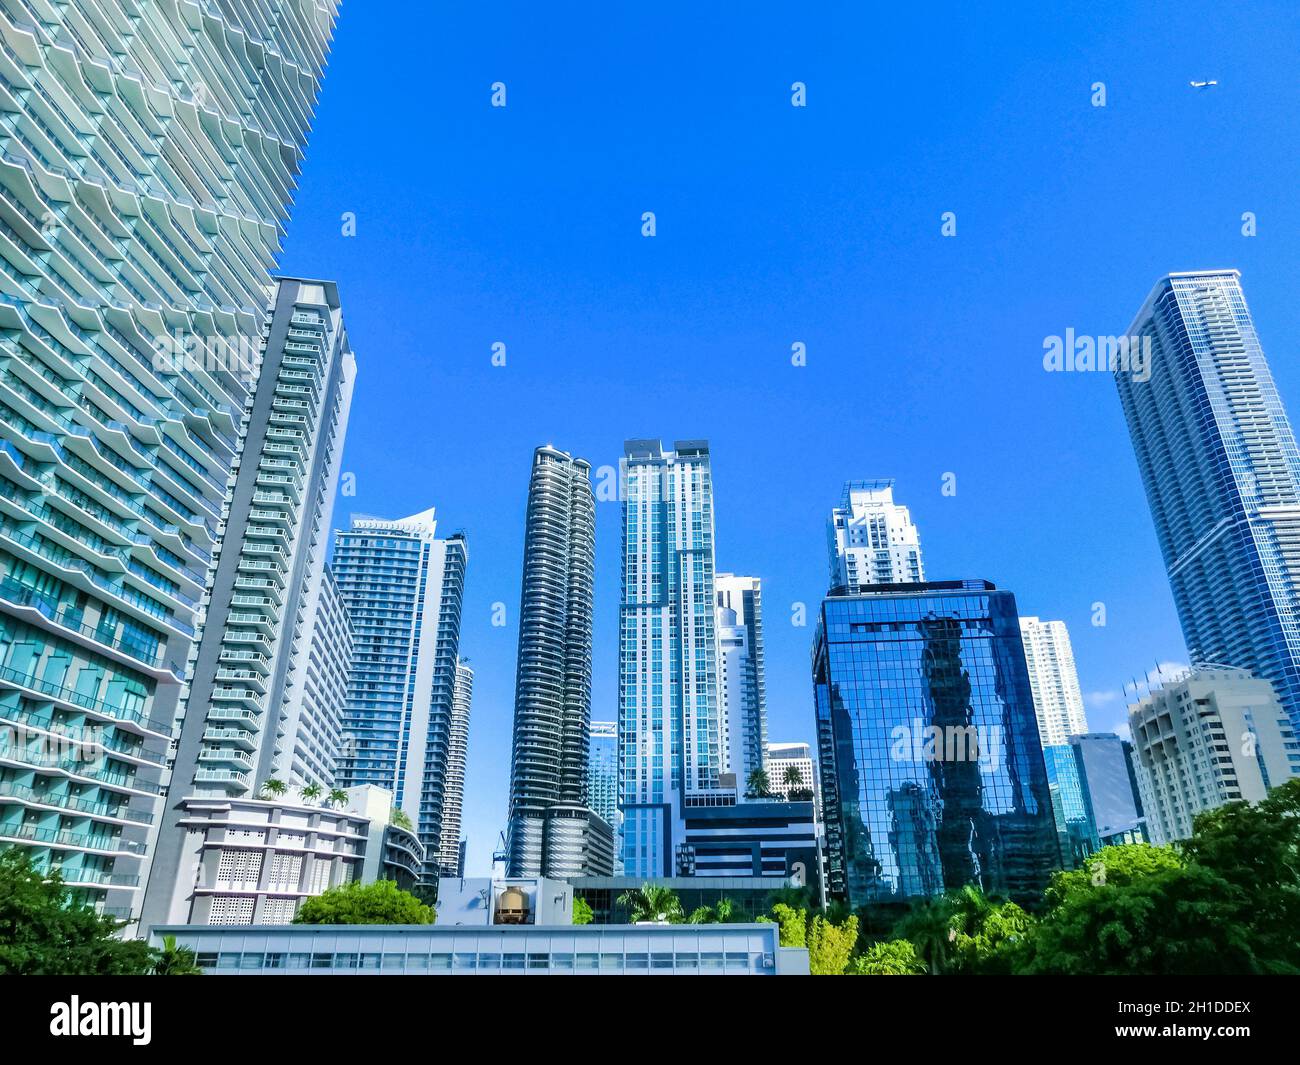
[208, 895, 255, 925]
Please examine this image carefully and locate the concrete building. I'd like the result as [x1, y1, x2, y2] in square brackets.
[141, 785, 422, 929]
[505, 446, 610, 877]
[767, 741, 818, 813]
[1128, 667, 1300, 843]
[150, 920, 809, 975]
[0, 1, 339, 921]
[1117, 271, 1300, 735]
[827, 480, 924, 592]
[715, 574, 769, 798]
[678, 799, 820, 894]
[1019, 617, 1089, 747]
[619, 440, 727, 877]
[333, 509, 467, 885]
[141, 279, 355, 930]
[436, 660, 472, 877]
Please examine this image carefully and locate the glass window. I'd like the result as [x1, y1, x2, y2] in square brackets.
[575, 953, 599, 970]
[551, 953, 574, 970]
[382, 953, 403, 970]
[216, 952, 240, 969]
[430, 954, 452, 971]
[501, 953, 524, 969]
[311, 953, 332, 969]
[360, 953, 381, 969]
[527, 953, 549, 969]
[452, 952, 476, 971]
[286, 953, 310, 969]
[600, 953, 623, 971]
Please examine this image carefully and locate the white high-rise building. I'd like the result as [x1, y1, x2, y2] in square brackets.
[1018, 617, 1089, 747]
[827, 481, 924, 592]
[1129, 667, 1300, 843]
[767, 741, 820, 819]
[437, 659, 472, 877]
[715, 574, 768, 798]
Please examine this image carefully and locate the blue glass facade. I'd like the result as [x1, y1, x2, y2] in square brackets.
[1069, 733, 1145, 842]
[813, 580, 1059, 906]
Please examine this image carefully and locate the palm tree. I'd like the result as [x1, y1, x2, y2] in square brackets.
[152, 935, 202, 976]
[259, 778, 287, 799]
[895, 894, 957, 975]
[617, 885, 683, 924]
[745, 768, 772, 799]
[390, 807, 414, 831]
[299, 781, 323, 804]
[327, 788, 348, 810]
[783, 765, 802, 792]
[712, 896, 750, 923]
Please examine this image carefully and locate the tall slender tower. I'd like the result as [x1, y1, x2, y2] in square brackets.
[715, 574, 769, 797]
[1018, 617, 1089, 747]
[438, 659, 473, 877]
[141, 278, 355, 928]
[619, 439, 724, 878]
[1117, 271, 1300, 732]
[827, 481, 924, 592]
[506, 446, 611, 877]
[333, 509, 467, 885]
[0, 2, 339, 922]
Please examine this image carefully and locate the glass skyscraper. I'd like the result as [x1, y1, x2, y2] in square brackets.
[587, 720, 619, 829]
[619, 439, 724, 878]
[1117, 270, 1300, 734]
[0, 2, 338, 919]
[505, 446, 611, 878]
[333, 509, 467, 884]
[813, 580, 1059, 906]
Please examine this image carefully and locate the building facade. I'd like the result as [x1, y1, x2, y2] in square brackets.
[1128, 667, 1299, 843]
[678, 798, 819, 890]
[587, 720, 618, 829]
[141, 785, 422, 928]
[715, 574, 769, 798]
[1042, 745, 1093, 866]
[619, 440, 725, 878]
[505, 446, 610, 877]
[827, 480, 924, 593]
[141, 279, 354, 929]
[1018, 617, 1089, 747]
[0, 0, 339, 921]
[1068, 732, 1145, 844]
[813, 580, 1059, 906]
[333, 509, 467, 884]
[1117, 271, 1300, 734]
[767, 741, 820, 819]
[436, 659, 472, 877]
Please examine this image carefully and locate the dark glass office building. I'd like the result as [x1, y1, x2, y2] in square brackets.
[813, 580, 1059, 907]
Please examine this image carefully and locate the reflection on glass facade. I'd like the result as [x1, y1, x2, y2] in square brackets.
[813, 580, 1059, 906]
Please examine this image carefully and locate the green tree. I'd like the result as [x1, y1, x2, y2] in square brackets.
[893, 894, 957, 974]
[259, 778, 287, 799]
[807, 912, 859, 975]
[745, 768, 772, 798]
[572, 896, 594, 925]
[848, 939, 925, 975]
[764, 902, 807, 947]
[616, 885, 683, 924]
[783, 765, 802, 791]
[293, 879, 435, 926]
[687, 897, 750, 924]
[299, 782, 323, 804]
[152, 934, 203, 976]
[389, 807, 414, 831]
[327, 788, 349, 810]
[0, 850, 155, 975]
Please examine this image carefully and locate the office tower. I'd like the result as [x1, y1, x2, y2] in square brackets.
[827, 480, 924, 593]
[332, 509, 468, 884]
[1128, 667, 1299, 844]
[587, 720, 619, 829]
[619, 440, 724, 878]
[1068, 733, 1145, 845]
[1018, 617, 1089, 747]
[812, 579, 1059, 906]
[141, 280, 355, 927]
[1042, 746, 1093, 866]
[281, 563, 353, 790]
[0, 0, 340, 921]
[437, 659, 472, 877]
[505, 446, 611, 877]
[768, 741, 820, 815]
[1117, 271, 1300, 734]
[715, 574, 768, 797]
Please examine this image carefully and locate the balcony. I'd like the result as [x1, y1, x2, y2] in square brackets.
[193, 768, 249, 791]
[210, 686, 265, 712]
[201, 727, 257, 751]
[198, 746, 254, 771]
[0, 780, 154, 825]
[206, 705, 261, 727]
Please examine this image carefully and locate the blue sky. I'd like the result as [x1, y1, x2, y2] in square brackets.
[277, 1, 1300, 875]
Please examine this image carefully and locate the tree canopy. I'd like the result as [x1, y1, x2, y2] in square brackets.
[293, 879, 435, 925]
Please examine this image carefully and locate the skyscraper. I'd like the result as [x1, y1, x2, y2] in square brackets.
[437, 659, 472, 878]
[0, 1, 339, 921]
[1128, 667, 1299, 844]
[1068, 732, 1145, 845]
[1117, 270, 1300, 733]
[619, 440, 725, 878]
[141, 278, 355, 928]
[813, 580, 1059, 906]
[715, 574, 769, 798]
[768, 741, 819, 815]
[587, 720, 619, 830]
[1018, 617, 1089, 747]
[827, 480, 924, 593]
[505, 446, 611, 877]
[333, 509, 467, 884]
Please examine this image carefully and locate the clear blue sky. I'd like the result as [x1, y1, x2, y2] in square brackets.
[277, 1, 1300, 875]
